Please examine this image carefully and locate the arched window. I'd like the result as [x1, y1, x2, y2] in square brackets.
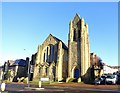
[46, 47, 49, 62]
[43, 53, 45, 62]
[52, 46, 54, 61]
[50, 45, 54, 62]
[45, 67, 47, 76]
[73, 29, 76, 41]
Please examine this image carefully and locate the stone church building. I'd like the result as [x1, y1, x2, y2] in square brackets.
[33, 14, 91, 83]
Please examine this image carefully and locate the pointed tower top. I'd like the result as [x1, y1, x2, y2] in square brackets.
[74, 13, 80, 20]
[49, 33, 53, 36]
[73, 13, 80, 23]
[75, 13, 80, 17]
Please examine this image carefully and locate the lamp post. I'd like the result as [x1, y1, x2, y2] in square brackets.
[24, 49, 30, 87]
[26, 57, 30, 87]
[28, 60, 30, 87]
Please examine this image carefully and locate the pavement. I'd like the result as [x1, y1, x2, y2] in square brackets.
[5, 82, 120, 89]
[47, 83, 120, 89]
[0, 82, 120, 93]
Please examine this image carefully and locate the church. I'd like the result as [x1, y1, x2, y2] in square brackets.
[33, 14, 91, 83]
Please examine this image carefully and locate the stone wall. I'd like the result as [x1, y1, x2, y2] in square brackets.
[33, 34, 68, 82]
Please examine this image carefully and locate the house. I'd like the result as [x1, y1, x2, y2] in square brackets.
[103, 64, 120, 74]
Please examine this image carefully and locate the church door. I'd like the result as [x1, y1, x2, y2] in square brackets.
[74, 69, 79, 79]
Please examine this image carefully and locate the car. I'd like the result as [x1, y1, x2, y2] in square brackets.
[106, 75, 118, 84]
[94, 77, 102, 85]
[94, 76, 107, 85]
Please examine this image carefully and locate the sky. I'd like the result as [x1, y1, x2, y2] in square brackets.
[2, 0, 120, 2]
[1, 2, 118, 66]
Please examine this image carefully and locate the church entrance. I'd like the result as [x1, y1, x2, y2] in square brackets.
[74, 68, 79, 79]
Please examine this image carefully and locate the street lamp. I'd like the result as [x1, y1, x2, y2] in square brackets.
[28, 61, 30, 87]
[26, 57, 30, 87]
[24, 49, 30, 87]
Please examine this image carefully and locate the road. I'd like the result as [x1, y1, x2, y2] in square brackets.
[0, 83, 120, 93]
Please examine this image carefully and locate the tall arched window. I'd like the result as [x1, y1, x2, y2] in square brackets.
[46, 47, 49, 62]
[50, 45, 54, 62]
[43, 53, 45, 62]
[52, 46, 54, 61]
[73, 29, 76, 41]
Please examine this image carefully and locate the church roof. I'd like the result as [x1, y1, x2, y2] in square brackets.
[50, 34, 68, 50]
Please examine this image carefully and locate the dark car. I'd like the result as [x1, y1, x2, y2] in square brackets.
[94, 77, 102, 85]
[94, 76, 107, 85]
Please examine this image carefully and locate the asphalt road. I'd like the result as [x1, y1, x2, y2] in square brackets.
[0, 83, 120, 93]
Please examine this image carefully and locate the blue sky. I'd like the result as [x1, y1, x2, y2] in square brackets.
[1, 2, 118, 66]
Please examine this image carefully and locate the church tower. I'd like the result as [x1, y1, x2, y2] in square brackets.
[68, 14, 90, 82]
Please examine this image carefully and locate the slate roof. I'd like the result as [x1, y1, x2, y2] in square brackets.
[13, 59, 26, 67]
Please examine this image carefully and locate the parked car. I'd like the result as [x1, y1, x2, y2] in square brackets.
[94, 75, 107, 85]
[94, 77, 102, 85]
[106, 75, 118, 84]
